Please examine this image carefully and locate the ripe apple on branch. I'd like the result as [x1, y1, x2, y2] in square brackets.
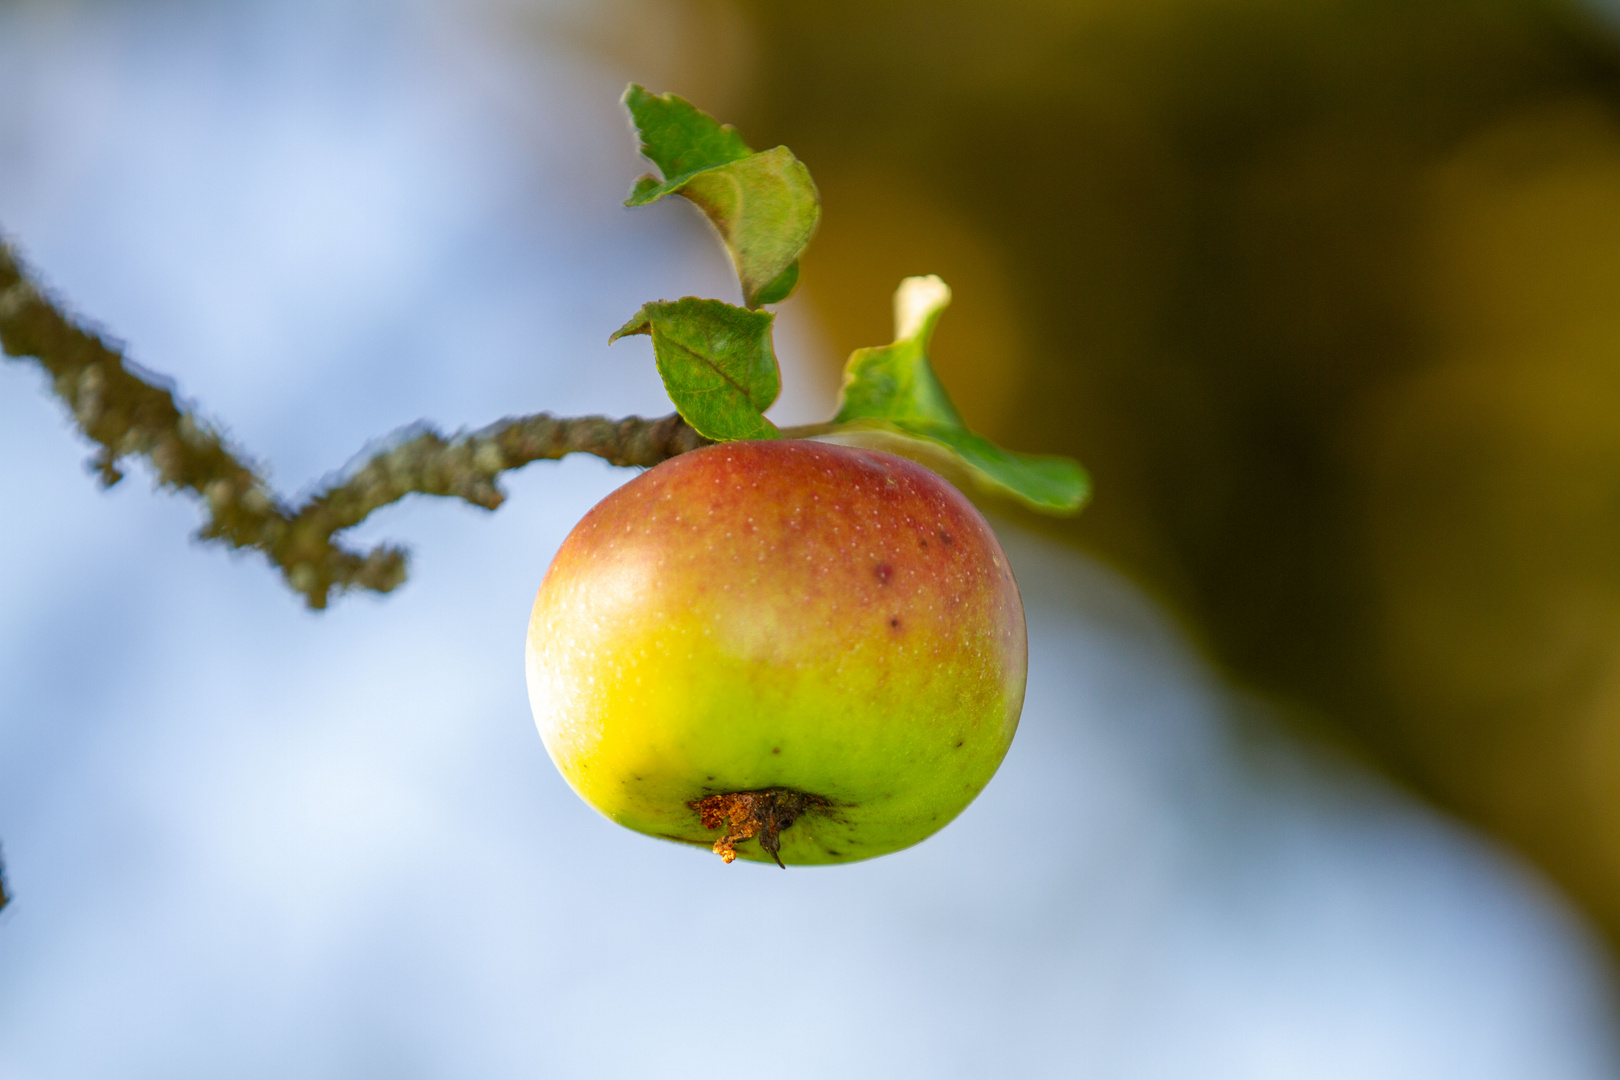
[528, 88, 1085, 865]
[0, 85, 1089, 882]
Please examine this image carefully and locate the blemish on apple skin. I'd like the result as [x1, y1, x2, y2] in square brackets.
[874, 562, 894, 585]
[889, 616, 902, 630]
[771, 747, 781, 755]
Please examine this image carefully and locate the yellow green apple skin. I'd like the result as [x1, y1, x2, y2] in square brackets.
[525, 438, 1027, 865]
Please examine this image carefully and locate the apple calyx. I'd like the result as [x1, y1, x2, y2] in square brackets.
[690, 788, 833, 868]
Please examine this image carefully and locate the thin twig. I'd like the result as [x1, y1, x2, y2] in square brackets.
[0, 240, 709, 608]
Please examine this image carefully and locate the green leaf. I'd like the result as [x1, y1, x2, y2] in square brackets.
[621, 85, 820, 308]
[611, 298, 781, 442]
[835, 275, 962, 428]
[622, 83, 752, 190]
[750, 260, 800, 307]
[828, 276, 1089, 515]
[891, 422, 1089, 513]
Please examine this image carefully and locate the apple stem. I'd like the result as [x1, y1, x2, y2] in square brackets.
[690, 788, 830, 868]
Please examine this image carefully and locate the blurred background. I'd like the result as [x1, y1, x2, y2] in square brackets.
[5, 0, 1620, 1075]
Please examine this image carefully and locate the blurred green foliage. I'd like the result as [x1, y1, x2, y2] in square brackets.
[628, 0, 1620, 936]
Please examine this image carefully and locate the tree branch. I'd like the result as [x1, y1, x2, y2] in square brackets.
[0, 239, 710, 609]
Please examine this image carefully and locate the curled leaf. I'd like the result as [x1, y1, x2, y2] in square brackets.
[622, 85, 820, 308]
[828, 276, 1089, 515]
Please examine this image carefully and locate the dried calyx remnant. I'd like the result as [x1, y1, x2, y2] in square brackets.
[690, 788, 831, 868]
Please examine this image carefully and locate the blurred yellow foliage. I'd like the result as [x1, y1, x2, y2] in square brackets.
[1361, 100, 1620, 919]
[574, 0, 1620, 937]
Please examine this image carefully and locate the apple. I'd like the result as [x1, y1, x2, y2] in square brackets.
[525, 438, 1027, 865]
